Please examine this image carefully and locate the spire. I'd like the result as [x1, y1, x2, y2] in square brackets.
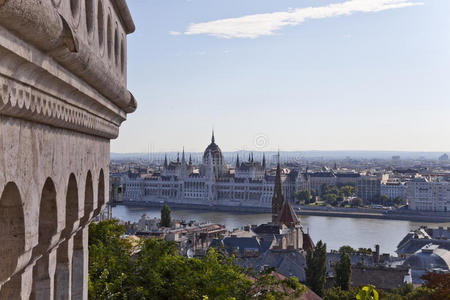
[262, 153, 266, 168]
[251, 152, 254, 163]
[182, 147, 186, 164]
[272, 151, 285, 224]
[211, 129, 215, 144]
[236, 154, 240, 168]
[189, 154, 192, 165]
[177, 152, 180, 163]
[164, 154, 168, 168]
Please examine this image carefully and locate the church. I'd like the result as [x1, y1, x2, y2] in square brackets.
[121, 132, 297, 209]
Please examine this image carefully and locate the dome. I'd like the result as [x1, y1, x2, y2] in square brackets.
[203, 131, 224, 165]
[403, 244, 450, 270]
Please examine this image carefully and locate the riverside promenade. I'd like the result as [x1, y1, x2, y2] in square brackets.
[115, 200, 450, 223]
[295, 205, 450, 223]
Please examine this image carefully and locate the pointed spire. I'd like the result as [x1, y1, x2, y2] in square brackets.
[177, 152, 180, 163]
[189, 154, 192, 165]
[211, 129, 215, 144]
[164, 153, 168, 168]
[182, 147, 186, 163]
[236, 154, 240, 168]
[272, 150, 284, 224]
[262, 153, 266, 168]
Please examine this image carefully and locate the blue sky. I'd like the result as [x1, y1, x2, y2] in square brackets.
[112, 0, 450, 153]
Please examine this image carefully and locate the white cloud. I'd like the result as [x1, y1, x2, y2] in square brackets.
[169, 31, 181, 36]
[183, 0, 423, 39]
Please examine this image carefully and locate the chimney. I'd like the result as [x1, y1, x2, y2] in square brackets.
[374, 244, 380, 264]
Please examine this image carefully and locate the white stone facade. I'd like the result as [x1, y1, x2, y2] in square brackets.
[407, 178, 450, 212]
[119, 137, 297, 208]
[0, 0, 136, 299]
[380, 181, 407, 200]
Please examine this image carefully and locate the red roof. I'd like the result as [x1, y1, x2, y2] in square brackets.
[279, 202, 300, 227]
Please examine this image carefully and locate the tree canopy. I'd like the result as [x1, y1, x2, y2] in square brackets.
[335, 252, 351, 290]
[160, 204, 172, 227]
[89, 220, 306, 300]
[306, 240, 327, 297]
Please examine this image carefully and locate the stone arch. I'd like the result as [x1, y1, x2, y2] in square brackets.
[53, 175, 78, 299]
[85, 0, 95, 34]
[107, 14, 112, 59]
[70, 0, 81, 26]
[81, 171, 94, 224]
[0, 182, 25, 283]
[31, 178, 58, 299]
[120, 38, 125, 73]
[114, 26, 119, 66]
[37, 178, 58, 251]
[97, 0, 105, 50]
[64, 174, 79, 236]
[94, 169, 105, 215]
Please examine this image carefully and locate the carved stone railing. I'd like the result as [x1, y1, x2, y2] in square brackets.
[0, 0, 136, 299]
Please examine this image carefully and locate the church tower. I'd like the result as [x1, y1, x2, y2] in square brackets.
[272, 155, 285, 223]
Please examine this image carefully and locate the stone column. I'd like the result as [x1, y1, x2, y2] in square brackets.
[0, 264, 33, 300]
[31, 248, 57, 300]
[54, 237, 74, 300]
[71, 227, 88, 300]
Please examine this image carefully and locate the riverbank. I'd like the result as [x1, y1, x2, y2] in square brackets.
[113, 201, 450, 223]
[116, 200, 271, 213]
[295, 209, 450, 223]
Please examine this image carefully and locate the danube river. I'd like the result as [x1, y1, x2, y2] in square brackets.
[112, 205, 450, 255]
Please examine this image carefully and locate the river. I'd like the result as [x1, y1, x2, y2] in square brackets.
[112, 205, 450, 255]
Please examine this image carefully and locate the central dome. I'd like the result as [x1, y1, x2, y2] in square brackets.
[203, 131, 224, 165]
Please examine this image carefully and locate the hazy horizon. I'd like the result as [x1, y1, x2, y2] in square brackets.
[112, 0, 450, 153]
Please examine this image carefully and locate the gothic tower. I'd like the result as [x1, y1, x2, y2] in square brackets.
[272, 156, 285, 223]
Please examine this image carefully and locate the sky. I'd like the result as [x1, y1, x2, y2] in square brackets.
[111, 0, 450, 153]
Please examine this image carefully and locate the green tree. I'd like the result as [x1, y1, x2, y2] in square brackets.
[295, 189, 311, 204]
[393, 197, 403, 207]
[160, 204, 172, 227]
[356, 285, 378, 300]
[338, 245, 356, 254]
[340, 185, 356, 197]
[323, 287, 359, 300]
[379, 195, 390, 206]
[88, 220, 138, 299]
[351, 198, 363, 207]
[323, 193, 337, 205]
[334, 252, 351, 290]
[305, 240, 327, 297]
[89, 220, 307, 300]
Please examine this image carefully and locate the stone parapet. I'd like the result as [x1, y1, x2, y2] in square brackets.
[0, 0, 136, 299]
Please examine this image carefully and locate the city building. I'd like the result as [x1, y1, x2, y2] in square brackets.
[380, 180, 407, 200]
[119, 133, 297, 208]
[0, 0, 136, 298]
[407, 177, 450, 212]
[439, 153, 449, 161]
[357, 173, 388, 203]
[211, 160, 314, 281]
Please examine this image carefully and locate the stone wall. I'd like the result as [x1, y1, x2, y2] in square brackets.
[0, 0, 136, 299]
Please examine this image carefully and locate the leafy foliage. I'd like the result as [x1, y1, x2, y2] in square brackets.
[335, 252, 351, 290]
[295, 189, 311, 204]
[89, 220, 306, 300]
[305, 240, 327, 297]
[323, 287, 359, 300]
[160, 204, 172, 227]
[356, 285, 379, 300]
